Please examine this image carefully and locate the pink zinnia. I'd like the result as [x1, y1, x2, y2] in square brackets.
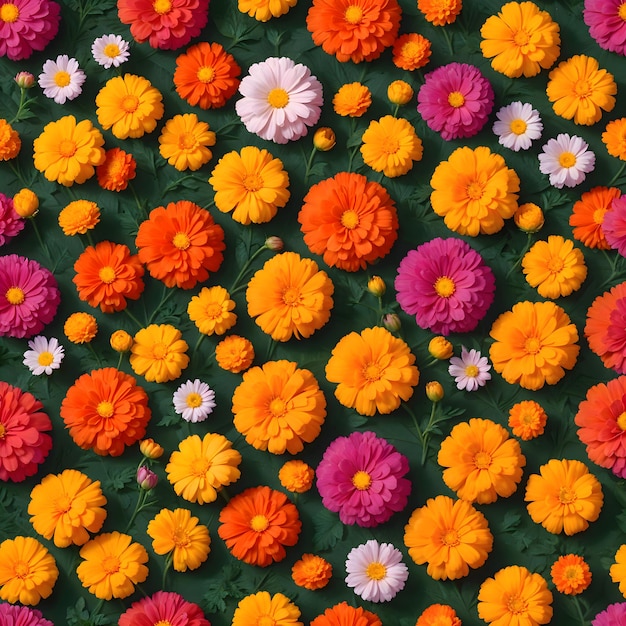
[0, 0, 61, 61]
[0, 603, 54, 626]
[0, 381, 52, 482]
[117, 0, 209, 50]
[0, 192, 24, 245]
[118, 590, 211, 626]
[394, 237, 495, 336]
[584, 0, 626, 56]
[316, 431, 411, 528]
[604, 195, 626, 256]
[593, 602, 626, 626]
[0, 254, 60, 338]
[417, 62, 494, 141]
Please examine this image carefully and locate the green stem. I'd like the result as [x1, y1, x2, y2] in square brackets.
[608, 161, 626, 187]
[572, 595, 586, 626]
[506, 233, 533, 279]
[123, 307, 144, 329]
[91, 597, 105, 619]
[303, 146, 317, 185]
[85, 231, 95, 248]
[441, 26, 454, 56]
[7, 160, 28, 187]
[125, 489, 149, 534]
[30, 219, 51, 259]
[403, 402, 426, 450]
[193, 333, 206, 355]
[392, 103, 400, 118]
[162, 551, 174, 589]
[420, 401, 438, 465]
[86, 343, 103, 367]
[116, 352, 123, 370]
[147, 286, 178, 325]
[266, 336, 278, 361]
[9, 88, 28, 125]
[129, 182, 148, 218]
[229, 244, 270, 293]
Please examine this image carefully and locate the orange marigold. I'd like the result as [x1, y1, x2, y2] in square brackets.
[187, 285, 237, 335]
[570, 186, 620, 250]
[551, 554, 591, 595]
[215, 335, 255, 373]
[292, 553, 332, 590]
[332, 82, 372, 117]
[58, 199, 100, 236]
[310, 603, 382, 626]
[279, 460, 315, 493]
[392, 33, 432, 70]
[0, 119, 21, 160]
[603, 117, 626, 161]
[96, 147, 136, 192]
[418, 0, 462, 25]
[64, 311, 98, 344]
[508, 400, 548, 440]
[415, 604, 461, 626]
[610, 545, 626, 597]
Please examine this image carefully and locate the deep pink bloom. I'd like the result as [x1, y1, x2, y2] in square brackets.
[0, 381, 52, 482]
[118, 590, 211, 626]
[0, 0, 61, 61]
[394, 237, 495, 336]
[0, 193, 24, 246]
[316, 431, 411, 528]
[0, 603, 54, 626]
[604, 195, 626, 256]
[117, 0, 209, 50]
[417, 63, 494, 141]
[584, 0, 626, 56]
[0, 254, 60, 338]
[592, 602, 626, 626]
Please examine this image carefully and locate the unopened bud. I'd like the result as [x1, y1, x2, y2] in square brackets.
[428, 336, 453, 360]
[13, 188, 39, 218]
[313, 127, 336, 151]
[14, 72, 35, 89]
[368, 276, 386, 297]
[425, 381, 444, 402]
[110, 329, 133, 352]
[139, 438, 164, 460]
[387, 80, 414, 105]
[383, 313, 401, 332]
[514, 203, 544, 233]
[265, 236, 284, 251]
[137, 466, 158, 490]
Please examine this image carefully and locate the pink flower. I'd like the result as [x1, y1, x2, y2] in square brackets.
[118, 590, 211, 626]
[417, 62, 494, 141]
[316, 431, 411, 528]
[394, 237, 495, 336]
[0, 0, 61, 61]
[593, 602, 626, 626]
[448, 346, 492, 391]
[0, 193, 24, 245]
[604, 195, 626, 256]
[0, 381, 52, 482]
[0, 603, 54, 626]
[117, 0, 209, 50]
[0, 254, 60, 339]
[584, 0, 626, 56]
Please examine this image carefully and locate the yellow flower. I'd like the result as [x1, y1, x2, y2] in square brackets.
[425, 381, 444, 402]
[367, 276, 386, 297]
[603, 118, 626, 161]
[313, 127, 336, 151]
[187, 285, 237, 336]
[387, 80, 414, 105]
[158, 113, 216, 171]
[232, 591, 302, 626]
[58, 199, 100, 236]
[238, 0, 296, 21]
[428, 336, 453, 360]
[130, 324, 189, 383]
[139, 438, 164, 459]
[215, 335, 255, 373]
[610, 545, 626, 597]
[332, 82, 371, 117]
[12, 188, 39, 218]
[64, 312, 98, 344]
[110, 329, 134, 352]
[514, 202, 544, 233]
[279, 460, 315, 493]
[0, 118, 21, 160]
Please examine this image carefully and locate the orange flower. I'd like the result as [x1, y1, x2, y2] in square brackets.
[306, 0, 402, 63]
[298, 172, 398, 272]
[96, 147, 136, 192]
[570, 186, 619, 250]
[291, 554, 332, 590]
[332, 82, 371, 117]
[551, 554, 591, 595]
[418, 0, 461, 25]
[603, 117, 626, 161]
[136, 200, 225, 289]
[218, 485, 301, 567]
[215, 335, 255, 373]
[279, 460, 315, 493]
[58, 199, 100, 236]
[130, 324, 190, 383]
[392, 33, 432, 70]
[508, 400, 548, 440]
[610, 545, 626, 596]
[64, 311, 98, 344]
[187, 285, 237, 335]
[415, 604, 461, 626]
[0, 119, 21, 160]
[310, 603, 381, 626]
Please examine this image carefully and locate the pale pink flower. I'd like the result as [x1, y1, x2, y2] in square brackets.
[448, 346, 491, 391]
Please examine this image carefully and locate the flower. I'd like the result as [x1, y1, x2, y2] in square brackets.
[110, 329, 133, 352]
[58, 199, 100, 236]
[493, 101, 543, 151]
[117, 0, 209, 50]
[279, 460, 315, 494]
[508, 400, 548, 440]
[22, 335, 64, 375]
[119, 590, 211, 626]
[584, 0, 626, 55]
[404, 495, 493, 581]
[187, 285, 237, 336]
[310, 603, 382, 626]
[612, 546, 626, 597]
[395, 237, 496, 335]
[383, 313, 401, 332]
[33, 115, 105, 186]
[360, 116, 423, 178]
[387, 80, 413, 105]
[603, 117, 626, 160]
[0, 382, 52, 482]
[478, 565, 553, 626]
[139, 438, 164, 459]
[480, 1, 560, 78]
[12, 188, 38, 218]
[95, 74, 164, 139]
[14, 71, 35, 88]
[368, 276, 386, 297]
[76, 531, 148, 600]
[158, 113, 216, 171]
[38, 54, 85, 104]
[417, 63, 494, 141]
[316, 431, 411, 527]
[525, 458, 603, 535]
[552, 554, 592, 595]
[96, 147, 137, 192]
[147, 508, 210, 572]
[489, 300, 580, 390]
[428, 336, 453, 360]
[0, 193, 24, 245]
[313, 127, 336, 150]
[415, 605, 461, 626]
[325, 326, 419, 416]
[28, 469, 106, 547]
[418, 0, 461, 25]
[246, 252, 334, 342]
[173, 42, 241, 109]
[63, 311, 98, 344]
[430, 146, 520, 236]
[91, 34, 130, 67]
[392, 33, 431, 70]
[593, 602, 626, 625]
[292, 553, 332, 589]
[0, 604, 53, 626]
[231, 591, 302, 626]
[345, 540, 408, 603]
[218, 485, 301, 567]
[0, 536, 58, 605]
[438, 418, 526, 504]
[0, 119, 21, 160]
[236, 57, 323, 144]
[570, 186, 618, 249]
[539, 133, 596, 189]
[166, 433, 242, 504]
[604, 195, 626, 255]
[0, 0, 60, 61]
[136, 200, 225, 289]
[209, 146, 290, 225]
[60, 367, 151, 456]
[298, 172, 398, 271]
[546, 55, 616, 125]
[215, 335, 255, 373]
[0, 254, 60, 339]
[137, 466, 158, 490]
[306, 0, 401, 63]
[448, 346, 492, 391]
[332, 82, 372, 117]
[239, 0, 296, 20]
[130, 324, 189, 383]
[173, 379, 216, 423]
[515, 202, 545, 233]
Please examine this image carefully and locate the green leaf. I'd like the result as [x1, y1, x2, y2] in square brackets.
[157, 412, 181, 427]
[103, 466, 137, 492]
[66, 597, 114, 626]
[312, 508, 344, 551]
[202, 563, 250, 614]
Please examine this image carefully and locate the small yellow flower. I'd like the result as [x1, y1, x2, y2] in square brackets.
[426, 381, 444, 402]
[158, 113, 216, 171]
[58, 200, 101, 236]
[514, 202, 544, 233]
[64, 312, 98, 344]
[428, 336, 453, 360]
[367, 276, 386, 297]
[12, 188, 39, 218]
[139, 438, 164, 459]
[110, 330, 134, 352]
[388, 80, 414, 105]
[313, 127, 336, 151]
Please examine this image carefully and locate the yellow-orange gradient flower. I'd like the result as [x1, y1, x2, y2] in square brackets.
[58, 199, 100, 236]
[392, 33, 431, 70]
[416, 604, 461, 626]
[610, 545, 626, 597]
[570, 186, 619, 250]
[279, 460, 315, 494]
[292, 553, 332, 590]
[239, 0, 296, 20]
[603, 118, 626, 161]
[508, 400, 547, 440]
[0, 119, 20, 161]
[332, 82, 372, 117]
[215, 335, 255, 373]
[130, 324, 189, 383]
[418, 0, 462, 25]
[158, 113, 216, 171]
[96, 147, 136, 192]
[187, 285, 237, 335]
[551, 554, 591, 595]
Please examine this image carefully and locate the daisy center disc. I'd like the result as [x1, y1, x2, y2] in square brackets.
[152, 342, 168, 359]
[13, 560, 29, 578]
[381, 137, 399, 155]
[442, 529, 460, 546]
[154, 621, 173, 626]
[574, 80, 591, 97]
[403, 41, 421, 58]
[366, 562, 387, 580]
[282, 287, 301, 305]
[558, 486, 576, 504]
[524, 337, 541, 354]
[104, 43, 121, 58]
[620, 3, 626, 20]
[513, 29, 530, 46]
[186, 392, 203, 408]
[447, 91, 465, 108]
[59, 140, 77, 157]
[564, 566, 581, 581]
[257, 617, 276, 626]
[269, 397, 287, 417]
[54, 71, 71, 87]
[434, 276, 455, 298]
[172, 528, 190, 547]
[465, 364, 479, 377]
[5, 286, 25, 304]
[98, 265, 116, 284]
[243, 173, 263, 192]
[38, 351, 54, 366]
[466, 181, 484, 200]
[197, 66, 215, 83]
[267, 87, 289, 108]
[173, 232, 191, 250]
[507, 595, 528, 615]
[121, 94, 139, 113]
[250, 514, 269, 532]
[363, 363, 382, 381]
[205, 302, 223, 318]
[0, 424, 5, 438]
[0, 3, 19, 22]
[352, 470, 372, 490]
[593, 208, 607, 225]
[344, 5, 363, 23]
[101, 555, 121, 574]
[474, 451, 491, 469]
[55, 495, 72, 513]
[178, 132, 197, 150]
[617, 411, 626, 430]
[190, 457, 210, 476]
[510, 119, 527, 135]
[547, 256, 564, 272]
[96, 401, 114, 418]
[153, 0, 172, 14]
[559, 151, 577, 168]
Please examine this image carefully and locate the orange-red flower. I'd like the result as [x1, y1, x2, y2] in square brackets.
[415, 604, 461, 626]
[551, 554, 591, 595]
[96, 147, 136, 192]
[392, 33, 432, 70]
[570, 186, 619, 250]
[310, 602, 381, 626]
[418, 0, 462, 25]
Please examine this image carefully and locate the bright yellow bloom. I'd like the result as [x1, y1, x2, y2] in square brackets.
[110, 329, 133, 352]
[387, 80, 414, 105]
[238, 0, 296, 20]
[428, 336, 453, 360]
[425, 381, 444, 403]
[333, 82, 371, 117]
[12, 188, 39, 218]
[367, 276, 386, 297]
[514, 202, 544, 233]
[552, 554, 591, 595]
[158, 113, 216, 171]
[58, 199, 100, 236]
[232, 591, 302, 626]
[0, 118, 20, 160]
[215, 335, 255, 373]
[611, 545, 626, 597]
[64, 312, 98, 344]
[139, 438, 164, 459]
[187, 285, 237, 335]
[129, 324, 189, 383]
[313, 127, 336, 151]
[279, 460, 315, 493]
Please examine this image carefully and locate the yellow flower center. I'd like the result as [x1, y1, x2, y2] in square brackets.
[559, 151, 576, 168]
[155, 621, 173, 626]
[197, 66, 215, 83]
[574, 80, 591, 98]
[521, 411, 536, 425]
[341, 209, 360, 229]
[620, 3, 626, 20]
[617, 411, 626, 430]
[524, 337, 541, 355]
[344, 5, 363, 23]
[381, 137, 399, 155]
[466, 181, 484, 200]
[465, 364, 479, 378]
[447, 91, 465, 108]
[205, 302, 223, 318]
[403, 41, 421, 58]
[547, 256, 564, 273]
[366, 562, 387, 580]
[474, 451, 491, 469]
[172, 528, 191, 547]
[269, 397, 287, 417]
[267, 87, 289, 108]
[97, 401, 114, 418]
[101, 555, 121, 574]
[153, 0, 172, 14]
[363, 363, 382, 381]
[0, 3, 19, 22]
[5, 286, 25, 304]
[37, 351, 54, 367]
[258, 617, 276, 626]
[98, 265, 116, 284]
[59, 139, 77, 157]
[173, 232, 191, 250]
[185, 392, 203, 408]
[564, 565, 582, 581]
[282, 287, 301, 306]
[442, 529, 460, 546]
[513, 29, 530, 46]
[190, 457, 210, 476]
[434, 276, 455, 298]
[13, 560, 29, 578]
[152, 342, 168, 359]
[510, 119, 527, 135]
[243, 173, 263, 192]
[104, 43, 121, 58]
[559, 486, 576, 504]
[250, 514, 270, 532]
[121, 94, 139, 113]
[54, 70, 71, 87]
[507, 594, 528, 615]
[352, 470, 372, 490]
[178, 132, 197, 150]
[55, 495, 72, 513]
[0, 424, 5, 438]
[593, 207, 607, 225]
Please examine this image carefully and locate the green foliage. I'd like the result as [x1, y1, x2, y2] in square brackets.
[312, 508, 344, 552]
[201, 564, 252, 614]
[66, 598, 115, 626]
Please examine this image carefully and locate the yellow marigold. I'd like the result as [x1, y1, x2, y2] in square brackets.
[232, 591, 302, 626]
[0, 119, 21, 160]
[187, 285, 237, 336]
[279, 460, 315, 493]
[425, 381, 444, 403]
[428, 336, 453, 360]
[611, 545, 626, 597]
[438, 418, 526, 504]
[430, 145, 520, 236]
[387, 80, 414, 105]
[552, 554, 591, 595]
[418, 0, 462, 25]
[521, 235, 587, 299]
[139, 438, 164, 459]
[360, 115, 423, 178]
[367, 276, 386, 297]
[58, 199, 100, 236]
[508, 400, 547, 440]
[215, 334, 255, 373]
[603, 117, 626, 161]
[333, 82, 372, 117]
[325, 326, 419, 416]
[12, 188, 39, 218]
[129, 324, 189, 383]
[514, 202, 544, 233]
[158, 113, 216, 171]
[489, 300, 580, 390]
[480, 1, 560, 78]
[291, 554, 332, 590]
[64, 312, 98, 344]
[415, 604, 461, 626]
[110, 329, 133, 352]
[392, 33, 431, 71]
[238, 0, 296, 20]
[313, 127, 336, 151]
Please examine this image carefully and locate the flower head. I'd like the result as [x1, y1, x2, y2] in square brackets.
[0, 604, 53, 626]
[587, 283, 626, 372]
[215, 335, 255, 373]
[0, 119, 21, 160]
[570, 186, 618, 250]
[392, 33, 431, 70]
[110, 329, 133, 352]
[593, 602, 626, 625]
[448, 346, 492, 391]
[515, 202, 544, 233]
[38, 55, 85, 104]
[0, 192, 24, 245]
[418, 0, 461, 25]
[493, 101, 543, 151]
[92, 34, 130, 67]
[130, 324, 189, 383]
[416, 605, 461, 626]
[14, 71, 35, 89]
[508, 400, 548, 440]
[119, 591, 210, 626]
[13, 188, 39, 218]
[232, 591, 302, 626]
[239, 0, 296, 20]
[136, 466, 158, 490]
[159, 113, 216, 171]
[604, 195, 626, 256]
[173, 379, 216, 423]
[96, 147, 136, 192]
[313, 127, 336, 150]
[584, 0, 626, 55]
[428, 336, 453, 360]
[603, 117, 626, 162]
[333, 82, 371, 117]
[310, 603, 381, 626]
[292, 553, 332, 589]
[64, 311, 98, 344]
[59, 199, 100, 236]
[552, 554, 591, 595]
[23, 335, 64, 375]
[279, 460, 315, 494]
[139, 438, 164, 459]
[539, 133, 595, 189]
[187, 285, 237, 336]
[387, 80, 414, 105]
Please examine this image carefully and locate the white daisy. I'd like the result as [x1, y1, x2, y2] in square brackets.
[492, 101, 543, 151]
[92, 34, 130, 69]
[538, 133, 596, 189]
[345, 539, 409, 603]
[448, 346, 491, 392]
[38, 55, 86, 104]
[173, 379, 216, 423]
[23, 336, 64, 375]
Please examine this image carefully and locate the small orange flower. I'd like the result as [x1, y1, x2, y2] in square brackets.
[64, 312, 98, 344]
[139, 438, 164, 459]
[611, 544, 626, 596]
[570, 186, 619, 250]
[508, 400, 548, 440]
[392, 33, 432, 70]
[278, 460, 315, 493]
[58, 200, 100, 236]
[292, 554, 332, 590]
[603, 118, 626, 161]
[0, 119, 21, 161]
[416, 604, 461, 626]
[332, 82, 372, 117]
[551, 554, 591, 595]
[96, 147, 136, 192]
[215, 335, 255, 373]
[418, 0, 462, 25]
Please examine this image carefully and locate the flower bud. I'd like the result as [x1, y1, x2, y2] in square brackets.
[110, 329, 133, 352]
[425, 381, 444, 402]
[428, 336, 453, 360]
[368, 276, 386, 297]
[313, 127, 336, 151]
[137, 466, 158, 490]
[265, 236, 284, 251]
[12, 188, 39, 218]
[139, 438, 164, 459]
[387, 80, 414, 105]
[14, 71, 35, 89]
[383, 313, 401, 332]
[514, 203, 544, 233]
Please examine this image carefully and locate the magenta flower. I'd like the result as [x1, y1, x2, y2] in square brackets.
[604, 195, 626, 257]
[0, 254, 60, 339]
[394, 237, 495, 336]
[316, 431, 411, 528]
[584, 0, 626, 56]
[593, 602, 626, 626]
[448, 346, 492, 391]
[417, 62, 494, 141]
[119, 590, 210, 626]
[0, 603, 54, 626]
[0, 0, 61, 61]
[0, 193, 24, 246]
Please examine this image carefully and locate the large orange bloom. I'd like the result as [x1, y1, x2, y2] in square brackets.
[570, 186, 619, 250]
[136, 200, 225, 289]
[310, 602, 382, 626]
[306, 0, 402, 63]
[299, 172, 398, 272]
